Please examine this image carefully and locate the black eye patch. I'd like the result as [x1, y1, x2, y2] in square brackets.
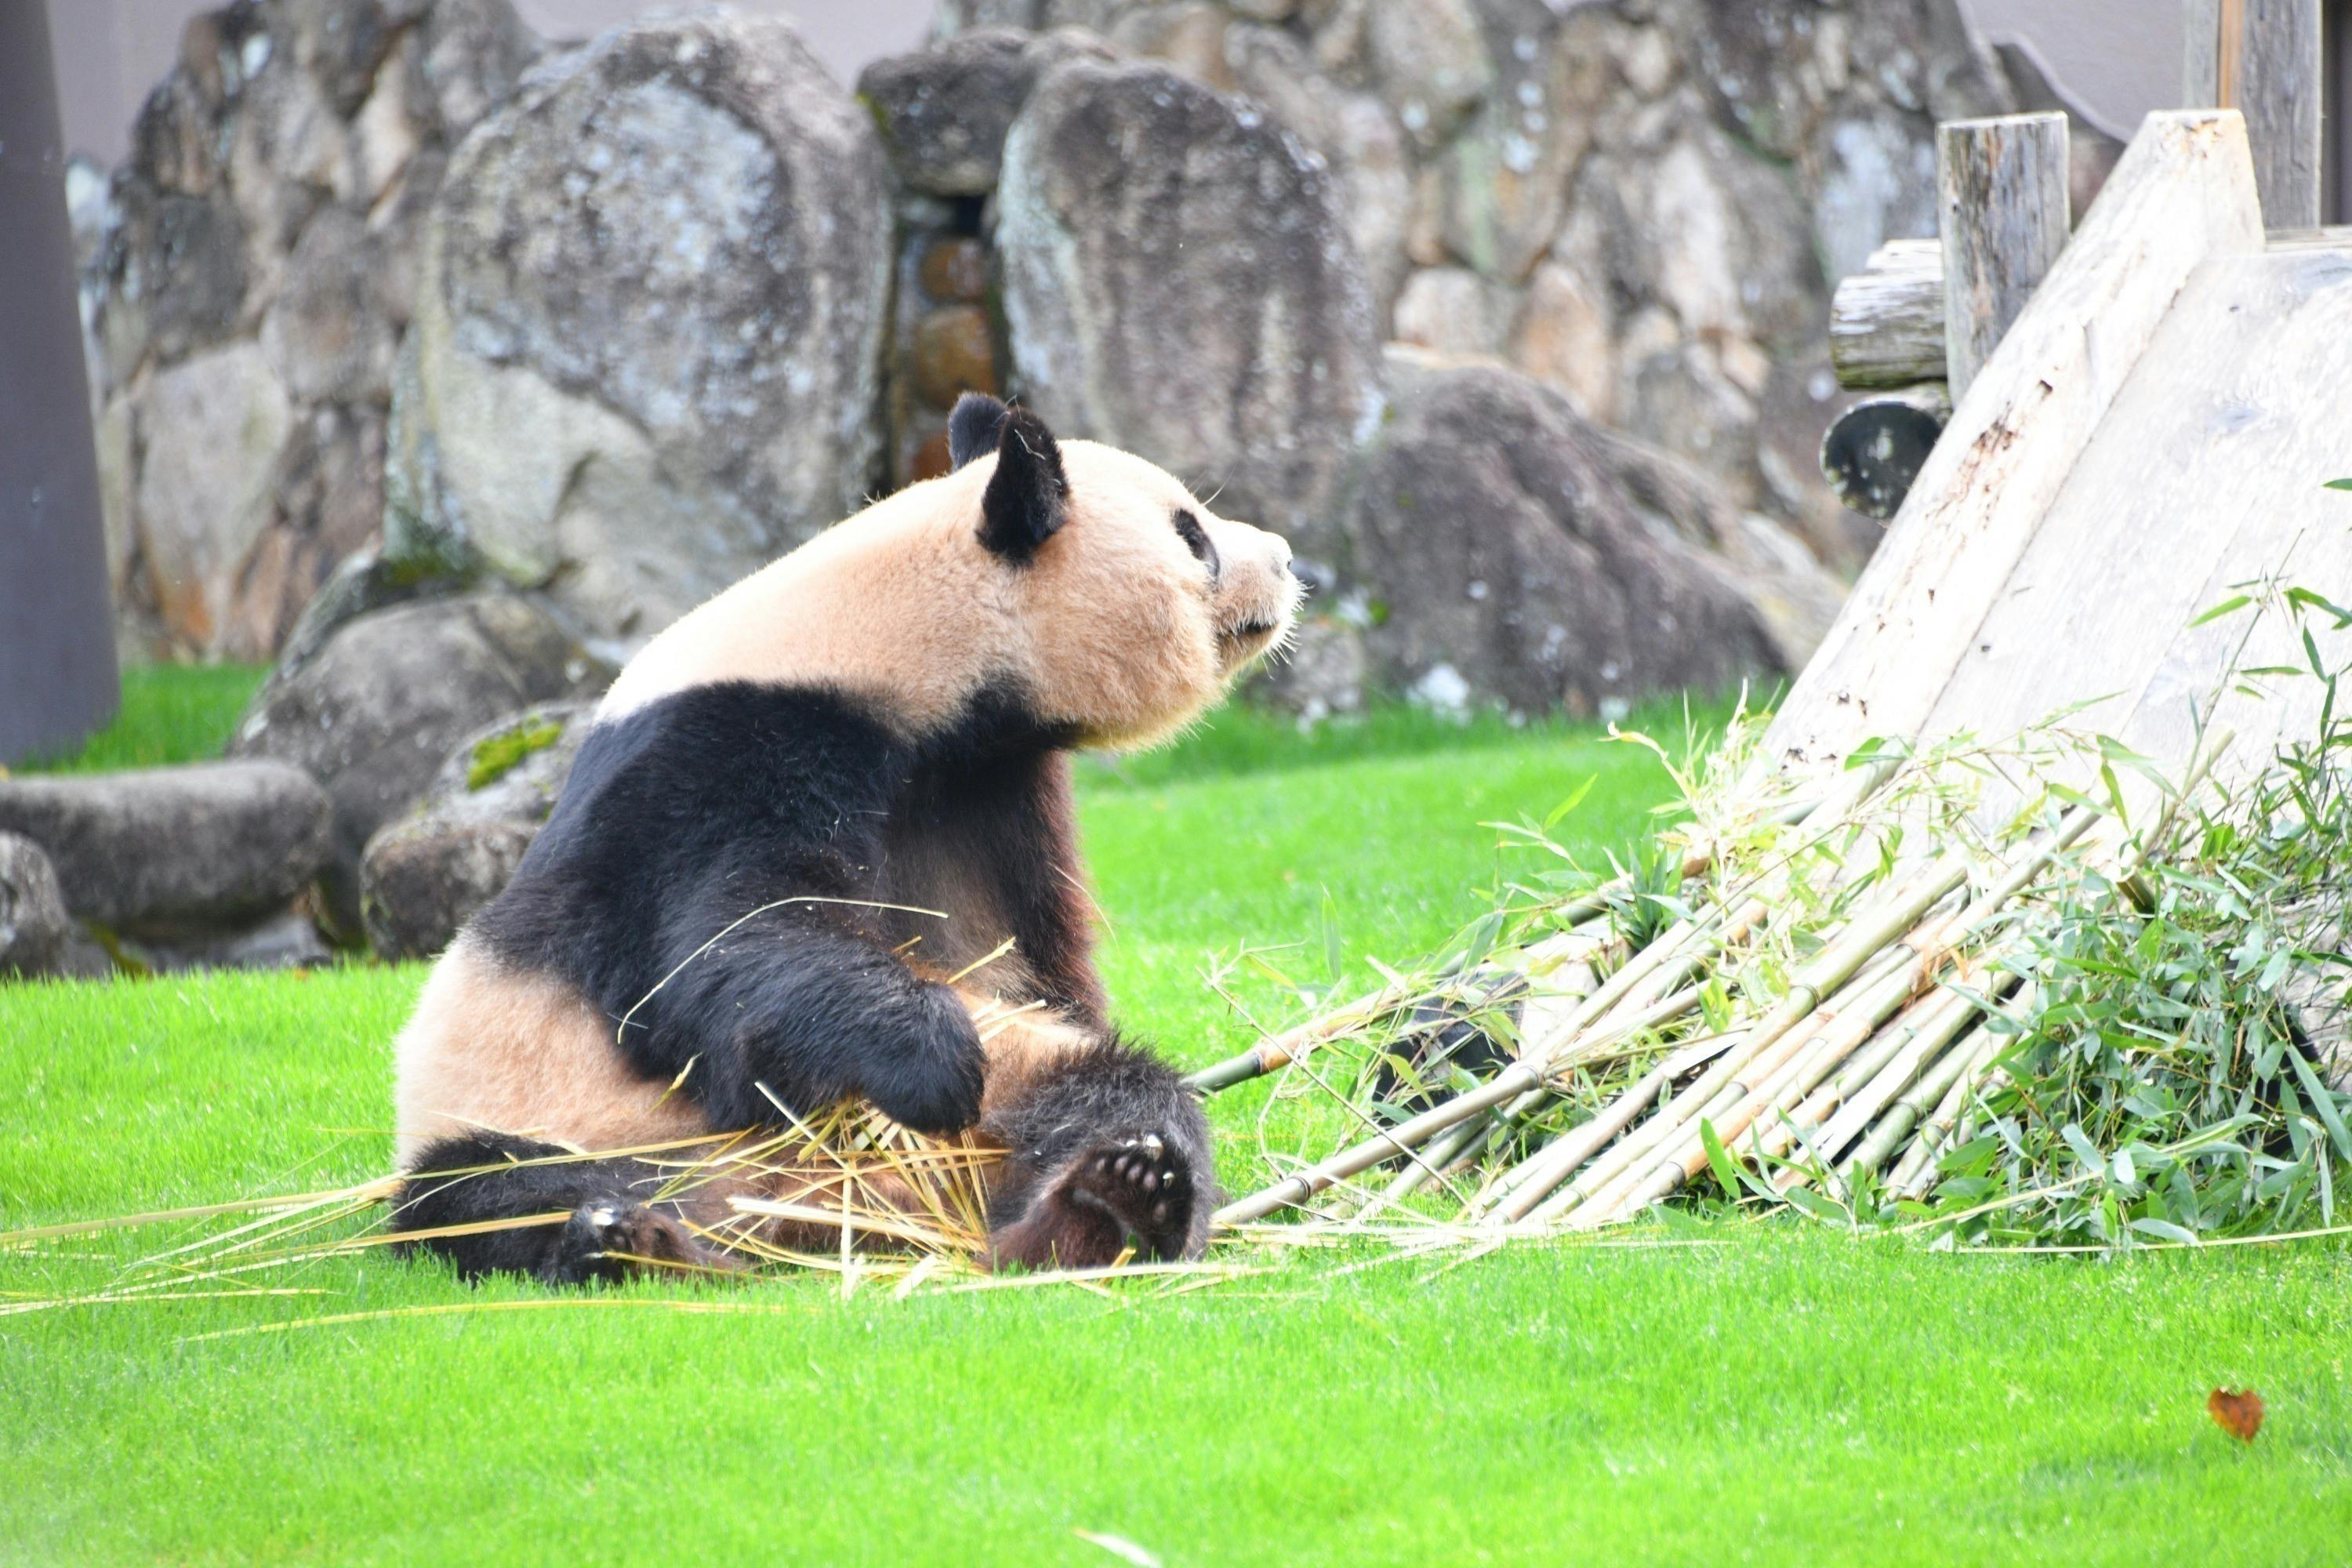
[1172, 509, 1219, 577]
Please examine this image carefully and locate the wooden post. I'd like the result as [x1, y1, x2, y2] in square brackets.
[1938, 113, 2071, 399]
[0, 0, 119, 765]
[2185, 0, 2325, 228]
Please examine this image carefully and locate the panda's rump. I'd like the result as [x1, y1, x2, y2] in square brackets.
[391, 935, 712, 1169]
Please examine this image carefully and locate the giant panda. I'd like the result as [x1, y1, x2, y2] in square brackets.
[387, 394, 1299, 1283]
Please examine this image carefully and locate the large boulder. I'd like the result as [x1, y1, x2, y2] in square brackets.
[228, 592, 605, 937]
[1347, 361, 1784, 717]
[0, 763, 330, 930]
[360, 699, 592, 960]
[385, 13, 894, 650]
[995, 57, 1384, 563]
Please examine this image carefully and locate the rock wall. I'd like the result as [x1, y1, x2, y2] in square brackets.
[934, 0, 2014, 573]
[80, 0, 542, 662]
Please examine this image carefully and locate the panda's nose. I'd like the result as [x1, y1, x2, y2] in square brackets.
[1272, 539, 1294, 577]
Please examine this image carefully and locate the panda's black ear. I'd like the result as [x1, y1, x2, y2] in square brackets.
[978, 406, 1067, 564]
[948, 393, 1012, 471]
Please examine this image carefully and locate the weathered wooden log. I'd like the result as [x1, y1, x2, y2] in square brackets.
[1828, 238, 1945, 389]
[1820, 384, 1951, 521]
[1939, 113, 2071, 398]
[2185, 0, 2323, 229]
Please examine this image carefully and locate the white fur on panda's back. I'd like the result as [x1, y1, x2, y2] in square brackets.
[596, 466, 1002, 733]
[391, 935, 711, 1167]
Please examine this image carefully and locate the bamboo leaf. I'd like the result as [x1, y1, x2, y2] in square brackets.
[2188, 593, 2254, 627]
[1543, 775, 1597, 830]
[2287, 1048, 2352, 1165]
[1700, 1120, 1743, 1198]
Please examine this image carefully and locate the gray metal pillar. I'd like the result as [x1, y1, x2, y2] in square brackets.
[0, 0, 120, 764]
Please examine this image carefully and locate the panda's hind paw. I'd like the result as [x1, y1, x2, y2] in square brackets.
[545, 1201, 739, 1285]
[1065, 1131, 1195, 1261]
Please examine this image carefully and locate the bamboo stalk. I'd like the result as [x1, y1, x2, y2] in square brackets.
[1839, 979, 2035, 1188]
[1764, 980, 1993, 1190]
[1504, 849, 1976, 1225]
[1885, 981, 2037, 1196]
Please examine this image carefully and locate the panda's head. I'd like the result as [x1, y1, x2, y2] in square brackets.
[944, 393, 1301, 750]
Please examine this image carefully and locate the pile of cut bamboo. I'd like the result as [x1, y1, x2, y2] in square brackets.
[1198, 719, 2228, 1240]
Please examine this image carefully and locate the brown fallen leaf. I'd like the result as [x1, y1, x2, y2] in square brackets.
[2208, 1386, 2265, 1443]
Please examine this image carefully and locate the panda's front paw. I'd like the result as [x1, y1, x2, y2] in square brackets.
[866, 987, 989, 1134]
[543, 1202, 738, 1286]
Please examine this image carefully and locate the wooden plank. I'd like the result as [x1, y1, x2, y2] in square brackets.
[2269, 225, 2352, 251]
[1939, 114, 2071, 397]
[2185, 0, 2325, 228]
[1765, 111, 2265, 775]
[1915, 244, 2352, 772]
[1829, 238, 1944, 389]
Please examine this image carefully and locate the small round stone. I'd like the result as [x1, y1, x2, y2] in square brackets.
[919, 236, 991, 304]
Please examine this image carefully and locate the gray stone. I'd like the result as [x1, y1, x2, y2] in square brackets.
[1361, 0, 1492, 150]
[417, 0, 539, 141]
[1807, 100, 1940, 287]
[229, 592, 608, 937]
[859, 29, 1112, 197]
[389, 12, 894, 647]
[130, 341, 295, 659]
[94, 186, 252, 368]
[227, 49, 358, 253]
[261, 205, 398, 404]
[0, 763, 332, 931]
[114, 910, 336, 977]
[1392, 266, 1512, 357]
[996, 58, 1383, 561]
[0, 833, 76, 980]
[284, 0, 400, 118]
[1577, 420, 1846, 673]
[361, 815, 535, 960]
[1249, 615, 1369, 724]
[359, 699, 592, 959]
[1348, 358, 1783, 716]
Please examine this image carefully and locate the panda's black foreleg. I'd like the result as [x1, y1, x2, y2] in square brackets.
[647, 918, 989, 1137]
[390, 1130, 739, 1286]
[980, 1036, 1218, 1270]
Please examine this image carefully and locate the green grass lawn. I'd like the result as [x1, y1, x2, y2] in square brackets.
[5, 677, 2349, 1565]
